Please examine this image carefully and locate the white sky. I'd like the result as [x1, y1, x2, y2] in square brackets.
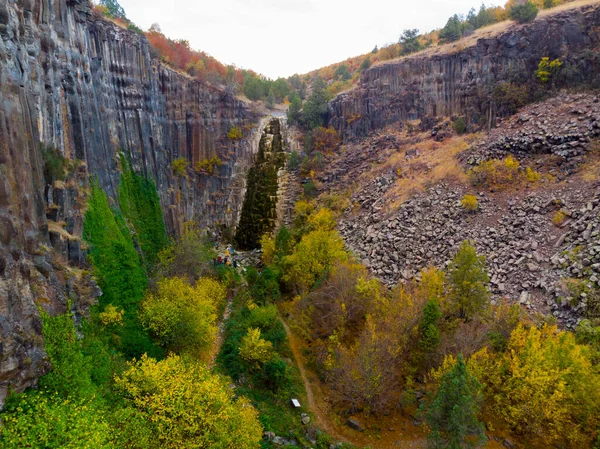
[118, 0, 504, 79]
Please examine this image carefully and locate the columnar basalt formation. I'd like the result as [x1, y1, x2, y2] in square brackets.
[0, 0, 259, 404]
[329, 3, 600, 141]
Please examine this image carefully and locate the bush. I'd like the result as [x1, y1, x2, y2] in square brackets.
[194, 155, 223, 175]
[453, 117, 467, 134]
[552, 210, 567, 226]
[461, 194, 478, 212]
[468, 156, 541, 191]
[155, 223, 216, 282]
[509, 1, 538, 23]
[426, 355, 486, 449]
[0, 392, 113, 449]
[536, 57, 562, 83]
[119, 155, 168, 267]
[484, 325, 600, 447]
[171, 157, 189, 176]
[359, 56, 371, 72]
[227, 125, 243, 140]
[41, 145, 70, 183]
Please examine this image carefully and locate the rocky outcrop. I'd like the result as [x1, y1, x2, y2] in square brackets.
[329, 3, 600, 141]
[0, 0, 259, 404]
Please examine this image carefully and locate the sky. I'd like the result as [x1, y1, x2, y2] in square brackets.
[118, 0, 504, 79]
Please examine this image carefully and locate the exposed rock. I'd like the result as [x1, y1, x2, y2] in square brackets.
[346, 417, 364, 432]
[329, 3, 600, 141]
[0, 0, 260, 406]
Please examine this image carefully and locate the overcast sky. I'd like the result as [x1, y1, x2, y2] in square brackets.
[118, 0, 503, 79]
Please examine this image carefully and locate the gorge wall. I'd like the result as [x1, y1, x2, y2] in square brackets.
[329, 3, 600, 141]
[0, 0, 260, 403]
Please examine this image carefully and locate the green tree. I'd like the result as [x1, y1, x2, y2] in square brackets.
[509, 1, 538, 23]
[265, 88, 276, 109]
[448, 241, 489, 320]
[99, 0, 127, 18]
[302, 77, 330, 130]
[334, 65, 352, 81]
[439, 14, 464, 43]
[426, 355, 486, 449]
[359, 56, 372, 72]
[399, 29, 423, 55]
[119, 155, 168, 267]
[287, 93, 303, 126]
[420, 300, 442, 352]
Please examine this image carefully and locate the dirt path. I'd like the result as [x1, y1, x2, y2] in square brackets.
[279, 313, 353, 446]
[208, 293, 234, 368]
[279, 312, 431, 449]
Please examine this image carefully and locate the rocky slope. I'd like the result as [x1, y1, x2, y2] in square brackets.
[319, 93, 600, 329]
[329, 2, 600, 141]
[0, 0, 260, 404]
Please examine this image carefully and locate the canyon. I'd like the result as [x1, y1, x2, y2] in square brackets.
[1, 0, 600, 420]
[0, 0, 260, 403]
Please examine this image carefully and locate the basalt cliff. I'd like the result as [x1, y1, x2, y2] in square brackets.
[0, 0, 260, 404]
[329, 2, 600, 140]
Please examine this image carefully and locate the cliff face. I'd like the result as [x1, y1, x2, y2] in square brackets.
[0, 0, 259, 404]
[329, 3, 600, 141]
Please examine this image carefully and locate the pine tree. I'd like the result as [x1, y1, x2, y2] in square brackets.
[426, 355, 486, 449]
[448, 241, 489, 320]
[420, 300, 442, 352]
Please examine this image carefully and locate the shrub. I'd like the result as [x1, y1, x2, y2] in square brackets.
[461, 194, 478, 212]
[453, 117, 467, 135]
[312, 127, 341, 153]
[492, 81, 529, 115]
[239, 327, 274, 367]
[0, 392, 113, 449]
[194, 155, 223, 175]
[115, 354, 263, 449]
[227, 125, 243, 140]
[171, 157, 189, 176]
[282, 229, 349, 293]
[469, 156, 541, 190]
[41, 145, 70, 183]
[359, 56, 371, 72]
[536, 57, 562, 83]
[552, 210, 567, 226]
[419, 300, 442, 352]
[509, 1, 538, 23]
[155, 222, 216, 282]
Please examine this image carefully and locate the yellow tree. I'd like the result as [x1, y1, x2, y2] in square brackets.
[283, 229, 348, 293]
[115, 354, 263, 448]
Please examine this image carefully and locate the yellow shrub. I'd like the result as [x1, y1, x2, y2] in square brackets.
[99, 304, 124, 327]
[461, 194, 478, 212]
[469, 156, 542, 190]
[525, 166, 541, 182]
[552, 210, 567, 226]
[171, 157, 189, 177]
[227, 126, 243, 140]
[239, 328, 273, 366]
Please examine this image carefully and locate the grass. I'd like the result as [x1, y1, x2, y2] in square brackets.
[578, 143, 600, 182]
[382, 133, 475, 211]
